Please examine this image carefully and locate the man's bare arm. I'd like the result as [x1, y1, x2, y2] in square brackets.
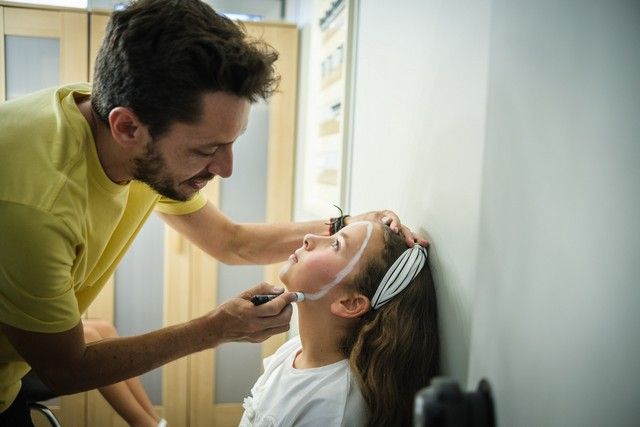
[159, 200, 425, 266]
[1, 283, 295, 394]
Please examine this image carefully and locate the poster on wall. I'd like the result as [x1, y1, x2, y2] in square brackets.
[302, 0, 355, 217]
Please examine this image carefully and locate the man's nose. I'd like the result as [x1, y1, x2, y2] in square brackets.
[208, 144, 233, 178]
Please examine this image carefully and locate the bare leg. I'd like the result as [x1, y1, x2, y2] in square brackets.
[85, 320, 161, 422]
[83, 319, 161, 426]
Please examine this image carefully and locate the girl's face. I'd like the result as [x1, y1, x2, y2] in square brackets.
[280, 222, 383, 298]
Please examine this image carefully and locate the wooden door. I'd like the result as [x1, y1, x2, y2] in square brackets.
[0, 6, 87, 101]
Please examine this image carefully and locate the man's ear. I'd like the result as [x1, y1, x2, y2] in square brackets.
[330, 293, 371, 319]
[108, 106, 150, 148]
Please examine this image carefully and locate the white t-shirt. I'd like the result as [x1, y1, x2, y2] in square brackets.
[239, 336, 367, 427]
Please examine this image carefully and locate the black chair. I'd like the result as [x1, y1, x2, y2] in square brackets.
[21, 371, 62, 427]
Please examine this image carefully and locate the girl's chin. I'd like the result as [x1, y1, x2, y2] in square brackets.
[278, 263, 293, 280]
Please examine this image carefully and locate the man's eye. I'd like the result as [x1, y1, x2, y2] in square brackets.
[197, 147, 219, 156]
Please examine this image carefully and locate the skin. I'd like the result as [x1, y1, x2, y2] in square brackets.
[102, 92, 247, 202]
[1, 90, 424, 395]
[282, 221, 373, 300]
[280, 222, 385, 369]
[82, 319, 161, 427]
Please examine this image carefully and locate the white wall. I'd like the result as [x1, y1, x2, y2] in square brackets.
[343, 0, 640, 425]
[350, 0, 492, 383]
[467, 1, 640, 425]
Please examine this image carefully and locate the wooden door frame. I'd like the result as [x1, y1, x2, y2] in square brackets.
[0, 6, 5, 101]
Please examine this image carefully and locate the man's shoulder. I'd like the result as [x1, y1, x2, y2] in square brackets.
[0, 84, 90, 116]
[0, 85, 93, 216]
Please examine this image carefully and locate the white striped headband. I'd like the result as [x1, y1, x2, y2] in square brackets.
[370, 245, 428, 310]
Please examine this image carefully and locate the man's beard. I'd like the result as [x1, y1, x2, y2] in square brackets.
[133, 140, 188, 201]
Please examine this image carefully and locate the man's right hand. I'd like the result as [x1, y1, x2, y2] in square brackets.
[207, 282, 296, 344]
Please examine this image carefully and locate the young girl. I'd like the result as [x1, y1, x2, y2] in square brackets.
[240, 221, 439, 426]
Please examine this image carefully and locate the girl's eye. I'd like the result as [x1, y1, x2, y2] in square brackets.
[331, 239, 340, 250]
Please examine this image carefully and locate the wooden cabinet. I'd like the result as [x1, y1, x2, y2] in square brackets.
[0, 5, 88, 101]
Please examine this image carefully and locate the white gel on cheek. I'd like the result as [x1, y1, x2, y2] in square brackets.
[304, 221, 373, 301]
[279, 262, 291, 276]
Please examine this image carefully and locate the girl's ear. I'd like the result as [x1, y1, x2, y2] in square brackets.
[330, 293, 371, 319]
[108, 106, 150, 149]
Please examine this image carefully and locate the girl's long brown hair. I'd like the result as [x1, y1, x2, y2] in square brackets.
[341, 225, 439, 426]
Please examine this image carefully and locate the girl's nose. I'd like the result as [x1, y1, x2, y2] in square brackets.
[302, 234, 331, 250]
[208, 144, 233, 178]
[303, 234, 317, 250]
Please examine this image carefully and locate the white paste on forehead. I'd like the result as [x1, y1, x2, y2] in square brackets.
[304, 221, 374, 301]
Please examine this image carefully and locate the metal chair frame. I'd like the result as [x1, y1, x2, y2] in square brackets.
[29, 402, 62, 427]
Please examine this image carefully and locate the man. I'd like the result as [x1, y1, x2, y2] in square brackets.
[0, 0, 426, 424]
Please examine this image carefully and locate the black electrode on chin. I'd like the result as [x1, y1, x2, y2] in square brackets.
[251, 295, 278, 305]
[251, 293, 305, 306]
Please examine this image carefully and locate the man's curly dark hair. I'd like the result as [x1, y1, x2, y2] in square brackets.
[91, 0, 279, 138]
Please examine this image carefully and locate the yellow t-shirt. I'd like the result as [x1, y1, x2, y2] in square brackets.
[0, 84, 206, 412]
